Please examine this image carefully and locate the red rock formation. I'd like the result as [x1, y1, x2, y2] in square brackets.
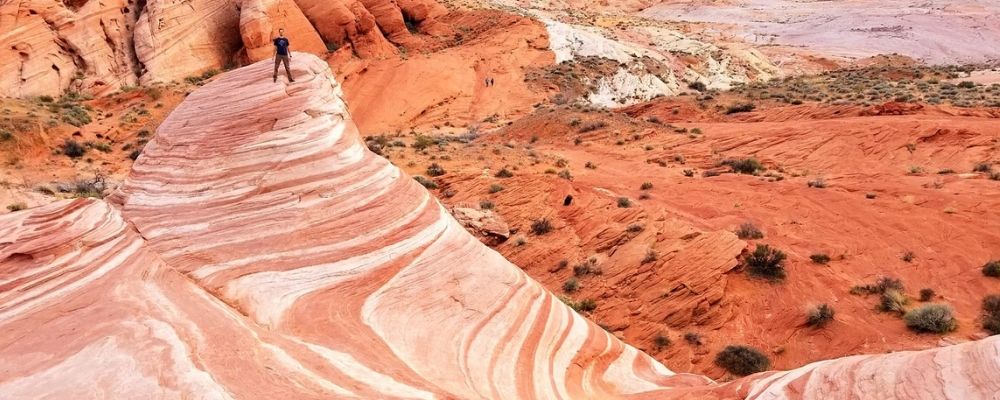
[2, 53, 998, 399]
[133, 0, 243, 84]
[0, 0, 142, 97]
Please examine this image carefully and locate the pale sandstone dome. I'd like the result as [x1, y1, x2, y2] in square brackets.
[1, 54, 998, 399]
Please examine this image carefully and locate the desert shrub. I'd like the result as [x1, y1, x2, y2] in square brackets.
[919, 288, 935, 302]
[683, 332, 703, 345]
[60, 104, 91, 126]
[982, 295, 1000, 335]
[578, 121, 607, 133]
[850, 276, 904, 295]
[736, 222, 763, 240]
[61, 139, 86, 158]
[129, 149, 141, 160]
[495, 168, 514, 178]
[688, 81, 707, 92]
[640, 182, 654, 190]
[642, 249, 658, 264]
[973, 163, 992, 173]
[0, 128, 13, 142]
[983, 260, 1000, 277]
[562, 278, 579, 293]
[878, 289, 909, 314]
[144, 86, 163, 100]
[426, 163, 446, 177]
[683, 169, 695, 177]
[807, 177, 827, 188]
[585, 161, 597, 169]
[91, 142, 112, 153]
[488, 184, 504, 193]
[576, 298, 598, 312]
[653, 333, 672, 350]
[904, 304, 957, 333]
[725, 103, 756, 114]
[413, 176, 438, 189]
[412, 134, 437, 150]
[531, 218, 553, 235]
[626, 224, 644, 234]
[558, 169, 573, 180]
[6, 202, 27, 212]
[617, 197, 632, 208]
[37, 95, 54, 103]
[901, 251, 915, 263]
[806, 304, 835, 327]
[714, 345, 770, 376]
[745, 244, 786, 280]
[479, 200, 494, 210]
[573, 257, 601, 276]
[810, 253, 831, 264]
[722, 158, 763, 174]
[958, 81, 976, 89]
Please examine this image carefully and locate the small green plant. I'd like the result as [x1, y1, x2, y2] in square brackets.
[714, 345, 770, 376]
[919, 288, 935, 302]
[642, 249, 658, 264]
[617, 197, 632, 208]
[983, 260, 1000, 277]
[736, 222, 764, 240]
[61, 139, 87, 158]
[531, 218, 553, 235]
[6, 202, 27, 212]
[640, 182, 654, 190]
[479, 200, 494, 210]
[426, 163, 445, 177]
[745, 244, 786, 280]
[878, 289, 908, 314]
[653, 333, 672, 350]
[562, 277, 579, 293]
[495, 168, 514, 178]
[683, 332, 703, 345]
[722, 158, 763, 174]
[901, 251, 915, 263]
[725, 103, 756, 114]
[558, 169, 573, 180]
[573, 257, 601, 277]
[488, 184, 504, 193]
[412, 134, 437, 150]
[806, 304, 835, 327]
[585, 161, 597, 169]
[413, 176, 438, 189]
[850, 276, 904, 295]
[810, 253, 831, 264]
[807, 177, 827, 188]
[982, 295, 1000, 335]
[904, 304, 957, 333]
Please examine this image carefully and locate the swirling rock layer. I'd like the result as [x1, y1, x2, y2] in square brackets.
[1, 54, 998, 399]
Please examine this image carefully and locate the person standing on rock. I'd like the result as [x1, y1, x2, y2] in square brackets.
[273, 28, 294, 83]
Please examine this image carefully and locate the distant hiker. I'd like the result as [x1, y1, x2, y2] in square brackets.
[490, 77, 495, 87]
[563, 195, 573, 206]
[485, 77, 490, 87]
[273, 28, 294, 83]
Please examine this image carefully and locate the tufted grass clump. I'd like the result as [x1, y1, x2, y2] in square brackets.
[744, 244, 786, 281]
[904, 304, 957, 333]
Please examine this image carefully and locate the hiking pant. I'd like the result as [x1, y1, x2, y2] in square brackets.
[274, 55, 291, 79]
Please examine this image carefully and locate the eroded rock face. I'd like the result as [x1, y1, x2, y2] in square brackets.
[2, 54, 998, 399]
[133, 0, 243, 84]
[0, 0, 142, 97]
